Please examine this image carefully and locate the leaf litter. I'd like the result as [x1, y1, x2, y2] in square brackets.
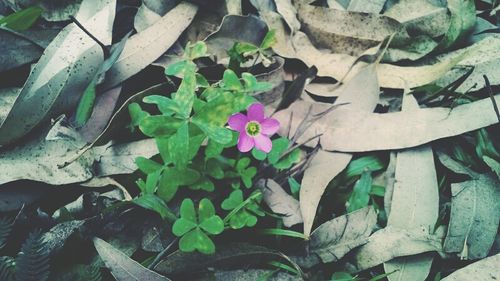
[0, 0, 499, 280]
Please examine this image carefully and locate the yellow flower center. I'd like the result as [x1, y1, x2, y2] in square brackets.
[246, 121, 260, 136]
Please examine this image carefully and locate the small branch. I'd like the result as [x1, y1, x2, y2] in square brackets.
[69, 15, 109, 57]
[483, 75, 500, 123]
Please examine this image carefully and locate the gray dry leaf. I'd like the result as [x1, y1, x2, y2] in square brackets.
[94, 139, 159, 177]
[0, 127, 94, 186]
[134, 0, 177, 32]
[352, 226, 443, 272]
[441, 253, 500, 280]
[274, 94, 500, 152]
[290, 64, 380, 237]
[102, 2, 198, 89]
[347, 0, 386, 13]
[0, 0, 116, 147]
[257, 179, 302, 227]
[443, 175, 500, 260]
[435, 150, 480, 178]
[295, 2, 403, 56]
[383, 95, 439, 281]
[93, 237, 171, 281]
[0, 29, 44, 72]
[309, 207, 377, 264]
[274, 0, 300, 34]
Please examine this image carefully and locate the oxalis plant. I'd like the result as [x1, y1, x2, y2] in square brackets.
[128, 38, 301, 254]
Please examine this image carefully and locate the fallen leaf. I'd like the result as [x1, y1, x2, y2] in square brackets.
[383, 94, 439, 281]
[443, 174, 500, 259]
[346, 0, 386, 13]
[0, 125, 94, 186]
[257, 179, 302, 227]
[441, 253, 500, 280]
[295, 2, 405, 56]
[293, 64, 380, 237]
[192, 269, 302, 281]
[436, 150, 480, 178]
[102, 2, 198, 89]
[308, 207, 377, 264]
[93, 237, 171, 281]
[274, 94, 500, 152]
[0, 0, 116, 146]
[274, 0, 300, 34]
[352, 226, 443, 272]
[94, 139, 159, 177]
[0, 29, 44, 72]
[134, 0, 177, 32]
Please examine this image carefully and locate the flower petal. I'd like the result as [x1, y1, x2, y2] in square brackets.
[254, 134, 272, 153]
[237, 133, 255, 152]
[247, 103, 265, 122]
[228, 113, 248, 132]
[260, 118, 280, 135]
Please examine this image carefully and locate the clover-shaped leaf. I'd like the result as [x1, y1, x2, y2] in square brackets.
[172, 198, 223, 254]
[222, 69, 243, 91]
[222, 190, 264, 229]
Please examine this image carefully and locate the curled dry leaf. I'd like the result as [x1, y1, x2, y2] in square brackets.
[257, 179, 302, 227]
[275, 94, 500, 153]
[352, 226, 443, 272]
[102, 2, 198, 89]
[383, 95, 439, 281]
[443, 174, 500, 260]
[441, 253, 500, 280]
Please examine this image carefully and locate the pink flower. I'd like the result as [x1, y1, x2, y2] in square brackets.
[228, 103, 280, 153]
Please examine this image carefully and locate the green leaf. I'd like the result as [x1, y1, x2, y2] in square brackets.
[158, 167, 200, 201]
[199, 216, 224, 235]
[128, 103, 150, 131]
[193, 120, 233, 144]
[268, 138, 289, 164]
[0, 6, 43, 31]
[135, 157, 163, 174]
[179, 228, 215, 254]
[206, 159, 225, 179]
[347, 171, 373, 213]
[475, 129, 500, 160]
[165, 59, 189, 76]
[259, 228, 307, 239]
[196, 74, 209, 88]
[205, 139, 225, 159]
[229, 210, 258, 229]
[221, 190, 244, 210]
[241, 167, 256, 188]
[236, 157, 251, 172]
[172, 218, 198, 237]
[187, 42, 208, 60]
[436, 0, 476, 51]
[260, 29, 277, 49]
[198, 198, 216, 222]
[234, 42, 259, 54]
[222, 69, 243, 91]
[370, 185, 385, 197]
[74, 80, 97, 128]
[241, 72, 273, 93]
[190, 178, 215, 192]
[173, 67, 197, 118]
[273, 149, 301, 170]
[179, 199, 197, 222]
[133, 194, 174, 221]
[143, 95, 180, 116]
[251, 147, 267, 160]
[144, 170, 161, 194]
[139, 115, 184, 137]
[288, 177, 301, 197]
[167, 122, 190, 168]
[343, 155, 384, 182]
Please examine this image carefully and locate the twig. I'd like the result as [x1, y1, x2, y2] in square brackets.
[147, 238, 178, 270]
[69, 15, 110, 57]
[483, 75, 500, 123]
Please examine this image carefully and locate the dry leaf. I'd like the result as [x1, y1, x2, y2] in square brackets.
[258, 179, 303, 227]
[441, 253, 500, 280]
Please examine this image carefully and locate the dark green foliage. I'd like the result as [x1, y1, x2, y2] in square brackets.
[15, 230, 50, 281]
[0, 217, 14, 251]
[54, 265, 102, 281]
[0, 256, 15, 281]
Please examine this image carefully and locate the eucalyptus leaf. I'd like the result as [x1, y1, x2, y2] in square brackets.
[258, 179, 302, 227]
[443, 174, 500, 260]
[441, 253, 500, 280]
[93, 237, 171, 281]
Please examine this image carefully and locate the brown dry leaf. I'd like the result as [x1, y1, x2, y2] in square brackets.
[274, 94, 500, 152]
